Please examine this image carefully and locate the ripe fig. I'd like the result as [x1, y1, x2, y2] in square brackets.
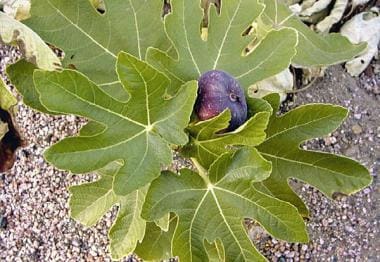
[195, 70, 247, 131]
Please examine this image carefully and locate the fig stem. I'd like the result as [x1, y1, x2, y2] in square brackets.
[191, 157, 211, 184]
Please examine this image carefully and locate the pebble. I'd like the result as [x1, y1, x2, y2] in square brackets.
[352, 124, 363, 134]
[354, 113, 362, 120]
[0, 215, 8, 229]
[324, 136, 337, 146]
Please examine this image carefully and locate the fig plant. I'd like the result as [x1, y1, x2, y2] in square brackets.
[3, 0, 373, 261]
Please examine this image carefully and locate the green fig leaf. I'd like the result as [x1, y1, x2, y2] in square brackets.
[258, 0, 366, 67]
[135, 215, 177, 262]
[182, 106, 270, 169]
[22, 0, 170, 100]
[256, 97, 372, 216]
[69, 161, 147, 260]
[7, 60, 55, 114]
[204, 239, 226, 262]
[143, 148, 308, 261]
[34, 52, 197, 195]
[147, 0, 298, 93]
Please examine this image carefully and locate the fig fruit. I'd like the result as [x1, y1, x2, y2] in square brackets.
[195, 70, 247, 131]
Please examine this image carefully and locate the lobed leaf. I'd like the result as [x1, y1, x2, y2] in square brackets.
[182, 107, 271, 169]
[147, 0, 298, 93]
[143, 148, 308, 261]
[7, 60, 55, 114]
[69, 161, 146, 260]
[24, 0, 170, 100]
[34, 52, 197, 195]
[256, 96, 372, 216]
[258, 0, 366, 67]
[134, 216, 177, 261]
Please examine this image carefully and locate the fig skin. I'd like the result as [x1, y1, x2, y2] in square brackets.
[195, 70, 248, 131]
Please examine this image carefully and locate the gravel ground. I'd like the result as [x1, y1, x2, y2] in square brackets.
[0, 43, 379, 261]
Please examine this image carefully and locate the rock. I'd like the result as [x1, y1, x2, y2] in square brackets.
[353, 113, 362, 120]
[0, 215, 7, 229]
[352, 124, 363, 134]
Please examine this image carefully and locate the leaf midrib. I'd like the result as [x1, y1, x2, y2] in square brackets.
[50, 129, 145, 155]
[212, 0, 243, 69]
[181, 0, 201, 76]
[44, 76, 146, 128]
[264, 112, 342, 143]
[260, 152, 365, 180]
[128, 0, 142, 60]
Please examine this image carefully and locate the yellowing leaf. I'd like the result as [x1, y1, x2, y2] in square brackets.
[0, 0, 30, 20]
[341, 8, 380, 76]
[0, 11, 60, 70]
[315, 0, 348, 33]
[34, 53, 197, 195]
[248, 68, 293, 102]
[143, 148, 308, 261]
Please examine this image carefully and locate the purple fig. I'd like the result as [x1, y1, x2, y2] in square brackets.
[195, 70, 248, 131]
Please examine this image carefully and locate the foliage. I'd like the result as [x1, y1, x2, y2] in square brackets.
[0, 77, 14, 140]
[4, 0, 372, 261]
[23, 0, 170, 100]
[257, 0, 366, 67]
[0, 77, 22, 172]
[33, 52, 197, 195]
[143, 148, 307, 261]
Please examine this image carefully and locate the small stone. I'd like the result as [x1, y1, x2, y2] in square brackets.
[72, 240, 80, 247]
[352, 124, 363, 134]
[324, 136, 337, 146]
[301, 244, 308, 251]
[275, 251, 282, 257]
[353, 113, 362, 120]
[322, 218, 329, 227]
[0, 215, 8, 229]
[287, 251, 295, 258]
